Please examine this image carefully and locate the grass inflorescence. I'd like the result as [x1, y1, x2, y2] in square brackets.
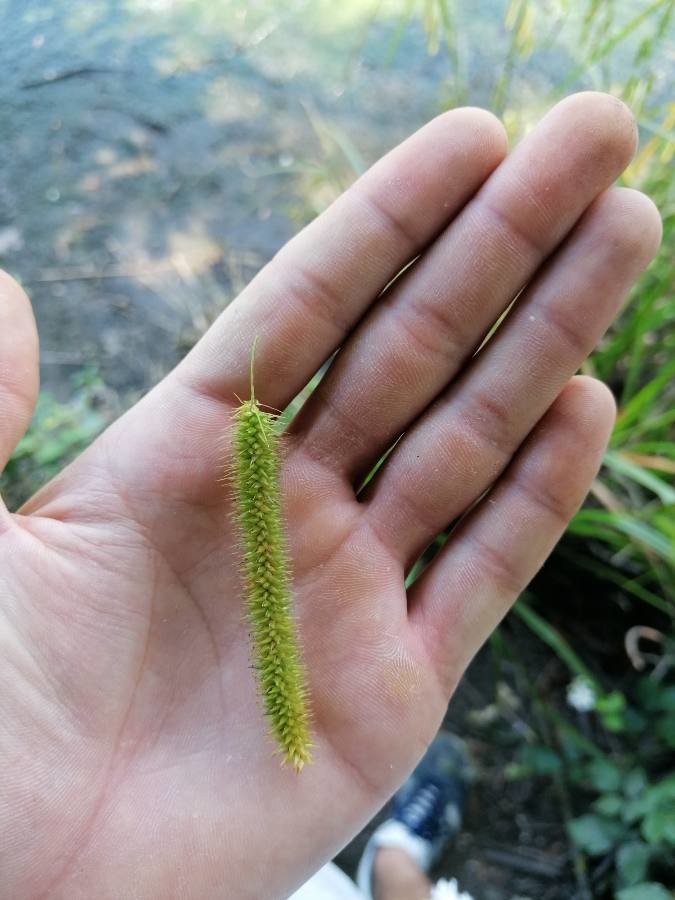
[233, 364, 312, 772]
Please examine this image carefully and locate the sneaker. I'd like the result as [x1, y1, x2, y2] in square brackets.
[356, 731, 471, 899]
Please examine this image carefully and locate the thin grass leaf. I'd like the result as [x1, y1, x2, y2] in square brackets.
[557, 0, 673, 93]
[513, 599, 599, 685]
[558, 545, 672, 614]
[613, 358, 675, 440]
[573, 510, 674, 563]
[603, 451, 675, 505]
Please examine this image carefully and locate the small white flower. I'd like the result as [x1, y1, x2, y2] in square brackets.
[566, 676, 596, 712]
[429, 877, 474, 900]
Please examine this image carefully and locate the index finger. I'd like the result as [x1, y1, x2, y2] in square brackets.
[174, 108, 507, 407]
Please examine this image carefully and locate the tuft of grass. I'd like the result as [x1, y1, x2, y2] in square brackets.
[576, 105, 675, 616]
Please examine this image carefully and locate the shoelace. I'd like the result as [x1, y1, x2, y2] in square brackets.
[401, 782, 442, 834]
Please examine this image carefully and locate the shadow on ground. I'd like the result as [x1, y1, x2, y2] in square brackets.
[0, 0, 446, 398]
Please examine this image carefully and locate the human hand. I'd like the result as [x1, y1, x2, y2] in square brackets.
[0, 92, 661, 899]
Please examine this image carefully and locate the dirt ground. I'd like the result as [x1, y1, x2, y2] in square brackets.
[0, 0, 450, 399]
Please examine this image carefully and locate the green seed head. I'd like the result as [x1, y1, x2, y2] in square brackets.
[234, 396, 312, 771]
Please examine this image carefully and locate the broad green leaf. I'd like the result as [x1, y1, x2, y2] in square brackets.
[624, 769, 649, 800]
[616, 883, 673, 900]
[568, 814, 624, 855]
[642, 807, 675, 845]
[623, 797, 648, 825]
[587, 758, 623, 792]
[616, 841, 652, 887]
[593, 793, 623, 817]
[655, 686, 675, 712]
[645, 774, 675, 806]
[655, 714, 675, 749]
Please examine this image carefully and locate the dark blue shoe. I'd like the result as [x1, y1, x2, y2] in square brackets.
[356, 731, 471, 898]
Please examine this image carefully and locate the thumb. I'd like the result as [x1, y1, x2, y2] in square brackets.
[0, 270, 39, 486]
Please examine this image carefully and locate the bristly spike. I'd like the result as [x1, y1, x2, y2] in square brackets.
[249, 334, 259, 403]
[231, 340, 312, 771]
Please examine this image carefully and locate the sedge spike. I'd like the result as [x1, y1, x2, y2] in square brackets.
[233, 345, 312, 772]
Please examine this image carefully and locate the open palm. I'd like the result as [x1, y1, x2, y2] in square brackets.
[0, 93, 661, 900]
